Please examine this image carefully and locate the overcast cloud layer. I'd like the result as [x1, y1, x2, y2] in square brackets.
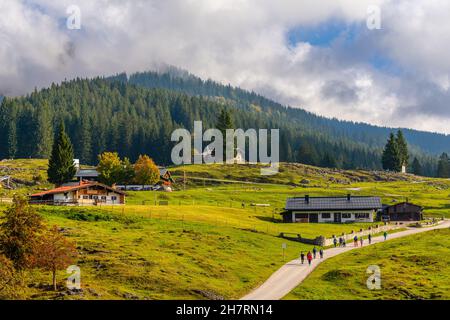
[1, 0, 449, 133]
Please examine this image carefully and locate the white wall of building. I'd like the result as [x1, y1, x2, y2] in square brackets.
[292, 211, 374, 223]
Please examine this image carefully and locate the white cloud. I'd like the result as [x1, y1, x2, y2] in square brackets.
[0, 0, 449, 133]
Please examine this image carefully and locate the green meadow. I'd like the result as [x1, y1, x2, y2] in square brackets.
[285, 228, 450, 300]
[1, 159, 449, 299]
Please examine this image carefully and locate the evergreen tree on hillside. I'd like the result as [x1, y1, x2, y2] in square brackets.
[77, 113, 92, 164]
[47, 123, 76, 185]
[320, 152, 337, 168]
[396, 130, 409, 167]
[411, 157, 422, 176]
[216, 109, 234, 160]
[436, 153, 450, 178]
[6, 121, 17, 159]
[216, 108, 234, 134]
[382, 133, 401, 171]
[297, 140, 319, 166]
[34, 101, 53, 158]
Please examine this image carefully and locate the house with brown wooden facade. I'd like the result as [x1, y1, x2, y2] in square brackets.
[378, 202, 423, 221]
[29, 181, 126, 205]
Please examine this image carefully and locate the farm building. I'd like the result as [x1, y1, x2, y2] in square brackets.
[29, 181, 126, 205]
[73, 167, 173, 188]
[282, 194, 382, 223]
[378, 202, 423, 221]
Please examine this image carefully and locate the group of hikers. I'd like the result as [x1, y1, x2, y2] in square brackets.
[299, 246, 324, 266]
[299, 231, 388, 266]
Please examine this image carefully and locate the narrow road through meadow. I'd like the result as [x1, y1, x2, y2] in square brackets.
[241, 220, 450, 300]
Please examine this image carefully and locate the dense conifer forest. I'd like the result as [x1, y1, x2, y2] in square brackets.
[0, 69, 448, 176]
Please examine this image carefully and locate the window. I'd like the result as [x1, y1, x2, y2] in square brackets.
[111, 196, 117, 201]
[101, 196, 107, 200]
[356, 213, 369, 219]
[93, 195, 98, 200]
[83, 196, 89, 200]
[342, 213, 352, 219]
[321, 213, 331, 219]
[295, 213, 308, 219]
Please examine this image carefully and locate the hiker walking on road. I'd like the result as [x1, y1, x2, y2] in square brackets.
[319, 248, 324, 259]
[307, 251, 313, 266]
[333, 237, 338, 248]
[300, 252, 305, 264]
[383, 231, 388, 241]
[312, 246, 317, 259]
[353, 235, 358, 247]
[343, 239, 346, 247]
[359, 236, 363, 247]
[338, 237, 343, 247]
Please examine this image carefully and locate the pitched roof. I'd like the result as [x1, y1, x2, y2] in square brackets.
[74, 169, 99, 178]
[285, 196, 382, 211]
[30, 181, 126, 197]
[384, 202, 423, 209]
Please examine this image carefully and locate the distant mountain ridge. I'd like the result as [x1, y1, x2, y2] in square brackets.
[108, 68, 450, 156]
[0, 68, 447, 177]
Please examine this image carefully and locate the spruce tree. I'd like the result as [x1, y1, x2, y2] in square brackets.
[216, 109, 234, 160]
[7, 121, 17, 159]
[411, 157, 422, 176]
[34, 101, 53, 158]
[47, 123, 76, 185]
[297, 140, 319, 165]
[320, 152, 337, 168]
[382, 133, 401, 171]
[436, 153, 450, 178]
[396, 130, 409, 168]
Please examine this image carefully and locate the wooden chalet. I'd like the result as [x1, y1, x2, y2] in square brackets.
[29, 181, 126, 205]
[378, 202, 423, 221]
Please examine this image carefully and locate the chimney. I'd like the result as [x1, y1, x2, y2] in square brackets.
[347, 194, 351, 201]
[305, 195, 310, 203]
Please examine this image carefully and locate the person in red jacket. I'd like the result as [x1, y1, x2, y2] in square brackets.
[307, 251, 313, 266]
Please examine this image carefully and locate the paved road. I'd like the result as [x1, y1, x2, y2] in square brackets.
[242, 220, 450, 300]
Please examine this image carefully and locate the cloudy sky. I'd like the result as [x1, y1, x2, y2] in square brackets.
[1, 0, 450, 133]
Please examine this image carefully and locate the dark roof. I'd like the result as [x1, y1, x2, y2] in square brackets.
[285, 196, 382, 211]
[75, 169, 99, 178]
[384, 202, 423, 209]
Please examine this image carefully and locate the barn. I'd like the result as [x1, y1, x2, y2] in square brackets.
[379, 202, 423, 221]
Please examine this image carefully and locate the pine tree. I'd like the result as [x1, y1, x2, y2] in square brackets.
[320, 152, 337, 168]
[396, 130, 409, 168]
[436, 153, 450, 178]
[78, 113, 92, 164]
[6, 121, 17, 159]
[411, 157, 422, 176]
[297, 140, 319, 165]
[47, 123, 76, 185]
[216, 108, 234, 160]
[34, 101, 53, 158]
[382, 133, 401, 171]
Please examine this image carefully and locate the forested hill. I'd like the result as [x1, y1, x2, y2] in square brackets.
[109, 69, 450, 156]
[0, 71, 445, 176]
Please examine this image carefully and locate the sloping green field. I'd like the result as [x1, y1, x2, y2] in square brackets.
[285, 228, 450, 300]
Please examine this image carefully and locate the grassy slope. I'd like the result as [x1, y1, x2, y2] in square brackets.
[284, 228, 450, 300]
[2, 206, 311, 300]
[1, 160, 449, 299]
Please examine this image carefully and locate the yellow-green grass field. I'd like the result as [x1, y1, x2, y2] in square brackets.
[284, 228, 450, 300]
[1, 205, 313, 300]
[1, 159, 449, 299]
